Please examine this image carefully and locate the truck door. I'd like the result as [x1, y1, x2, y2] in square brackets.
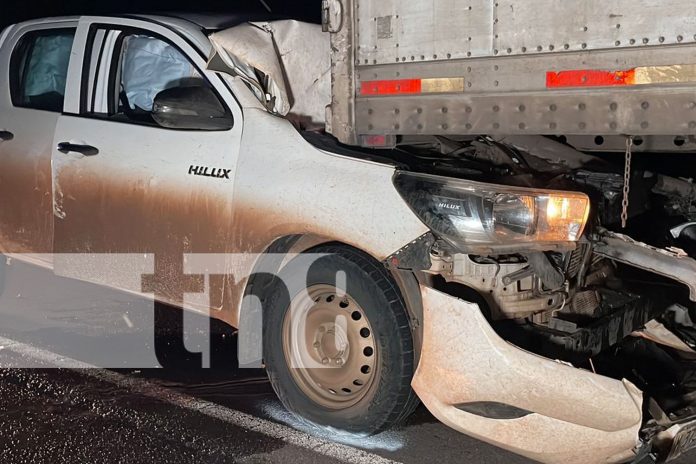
[52, 17, 244, 312]
[0, 21, 78, 262]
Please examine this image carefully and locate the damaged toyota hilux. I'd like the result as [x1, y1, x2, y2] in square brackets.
[2, 12, 696, 464]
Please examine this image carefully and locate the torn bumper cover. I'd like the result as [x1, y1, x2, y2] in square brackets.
[412, 286, 644, 464]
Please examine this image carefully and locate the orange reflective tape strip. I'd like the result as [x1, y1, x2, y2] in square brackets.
[547, 65, 696, 88]
[360, 78, 465, 96]
[546, 69, 636, 88]
[360, 79, 422, 95]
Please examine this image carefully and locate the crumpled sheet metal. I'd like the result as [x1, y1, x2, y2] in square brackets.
[412, 286, 643, 464]
[209, 20, 331, 125]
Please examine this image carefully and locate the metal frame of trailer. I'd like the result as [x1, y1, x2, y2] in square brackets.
[324, 0, 696, 148]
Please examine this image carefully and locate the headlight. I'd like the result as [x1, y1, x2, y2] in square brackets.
[393, 171, 590, 250]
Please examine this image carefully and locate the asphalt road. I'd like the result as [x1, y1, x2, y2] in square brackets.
[0, 259, 694, 464]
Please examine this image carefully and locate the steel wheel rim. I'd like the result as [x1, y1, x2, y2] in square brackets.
[282, 284, 378, 410]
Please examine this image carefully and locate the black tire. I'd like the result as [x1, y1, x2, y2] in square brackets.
[262, 245, 419, 435]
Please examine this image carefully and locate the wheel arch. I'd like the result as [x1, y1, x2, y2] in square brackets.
[239, 234, 423, 361]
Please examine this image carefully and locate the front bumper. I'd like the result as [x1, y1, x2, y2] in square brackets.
[412, 286, 644, 464]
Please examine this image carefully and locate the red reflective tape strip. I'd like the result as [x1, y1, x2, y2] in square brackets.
[546, 69, 636, 88]
[360, 79, 422, 95]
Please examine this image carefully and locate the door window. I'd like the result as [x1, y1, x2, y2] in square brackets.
[10, 29, 76, 112]
[115, 34, 212, 124]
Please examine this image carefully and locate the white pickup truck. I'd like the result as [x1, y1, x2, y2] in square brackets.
[1, 12, 696, 464]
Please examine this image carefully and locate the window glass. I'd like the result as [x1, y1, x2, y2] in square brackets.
[118, 35, 208, 115]
[11, 29, 75, 112]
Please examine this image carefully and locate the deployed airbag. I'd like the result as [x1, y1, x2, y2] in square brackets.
[24, 32, 74, 99]
[121, 35, 200, 112]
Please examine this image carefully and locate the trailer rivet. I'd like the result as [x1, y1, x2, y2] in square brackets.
[467, 66, 472, 72]
[641, 102, 650, 110]
[518, 105, 526, 112]
[615, 41, 621, 46]
[467, 52, 472, 57]
[678, 35, 684, 42]
[494, 65, 499, 71]
[579, 103, 586, 111]
[579, 122, 587, 129]
[689, 121, 696, 129]
[537, 45, 543, 51]
[447, 53, 452, 59]
[368, 124, 373, 130]
[368, 109, 373, 115]
[630, 39, 636, 45]
[643, 38, 649, 44]
[616, 24, 621, 29]
[549, 122, 557, 129]
[441, 107, 448, 114]
[610, 122, 618, 130]
[519, 123, 526, 130]
[549, 45, 555, 51]
[549, 104, 557, 111]
[659, 36, 665, 43]
[494, 81, 499, 87]
[394, 108, 400, 114]
[581, 43, 587, 49]
[417, 124, 423, 130]
[610, 102, 618, 111]
[641, 122, 649, 129]
[465, 123, 472, 129]
[394, 124, 400, 130]
[493, 105, 500, 112]
[563, 44, 570, 50]
[493, 123, 500, 129]
[465, 106, 472, 113]
[417, 108, 423, 114]
[507, 48, 512, 54]
[521, 46, 527, 52]
[441, 124, 448, 130]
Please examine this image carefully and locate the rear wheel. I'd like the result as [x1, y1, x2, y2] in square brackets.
[262, 245, 419, 435]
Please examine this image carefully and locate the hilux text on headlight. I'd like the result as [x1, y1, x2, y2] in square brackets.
[393, 171, 591, 249]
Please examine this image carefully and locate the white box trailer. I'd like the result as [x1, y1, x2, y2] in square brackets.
[325, 0, 696, 150]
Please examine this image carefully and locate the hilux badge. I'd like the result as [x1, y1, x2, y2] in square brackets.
[188, 165, 231, 179]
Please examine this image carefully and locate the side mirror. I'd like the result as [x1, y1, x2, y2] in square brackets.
[152, 86, 233, 131]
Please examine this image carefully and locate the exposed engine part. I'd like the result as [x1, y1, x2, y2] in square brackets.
[490, 135, 605, 170]
[653, 175, 696, 220]
[594, 231, 696, 302]
[444, 254, 564, 320]
[535, 289, 661, 356]
[525, 252, 565, 291]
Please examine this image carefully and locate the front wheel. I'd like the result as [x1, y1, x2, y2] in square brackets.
[262, 245, 419, 435]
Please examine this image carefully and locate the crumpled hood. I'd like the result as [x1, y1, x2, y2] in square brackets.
[208, 20, 331, 126]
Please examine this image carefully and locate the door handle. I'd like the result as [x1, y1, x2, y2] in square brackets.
[57, 142, 99, 156]
[0, 130, 13, 141]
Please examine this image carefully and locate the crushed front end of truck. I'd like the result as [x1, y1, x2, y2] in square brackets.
[383, 135, 696, 464]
